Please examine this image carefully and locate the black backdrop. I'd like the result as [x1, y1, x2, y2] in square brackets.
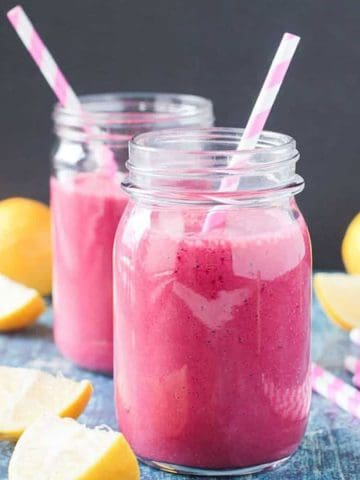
[0, 0, 358, 269]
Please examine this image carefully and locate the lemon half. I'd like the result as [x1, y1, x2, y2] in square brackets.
[342, 212, 360, 274]
[0, 197, 52, 295]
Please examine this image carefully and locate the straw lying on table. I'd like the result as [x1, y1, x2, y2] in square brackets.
[202, 32, 300, 233]
[344, 355, 360, 375]
[344, 355, 360, 388]
[7, 5, 116, 175]
[311, 363, 360, 419]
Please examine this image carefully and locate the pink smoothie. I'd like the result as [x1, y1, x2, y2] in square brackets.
[51, 172, 127, 372]
[113, 206, 311, 469]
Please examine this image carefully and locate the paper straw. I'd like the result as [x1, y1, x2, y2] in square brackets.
[7, 5, 116, 175]
[344, 355, 360, 375]
[7, 6, 80, 108]
[311, 363, 360, 419]
[202, 32, 300, 233]
[344, 356, 360, 388]
[350, 328, 360, 346]
[353, 375, 360, 389]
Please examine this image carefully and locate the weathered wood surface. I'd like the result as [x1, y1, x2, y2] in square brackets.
[0, 296, 359, 479]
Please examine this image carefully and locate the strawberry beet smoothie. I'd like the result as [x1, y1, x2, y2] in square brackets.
[51, 94, 214, 373]
[51, 173, 127, 372]
[113, 206, 312, 470]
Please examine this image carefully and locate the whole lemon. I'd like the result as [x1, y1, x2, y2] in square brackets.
[342, 212, 360, 274]
[0, 198, 52, 295]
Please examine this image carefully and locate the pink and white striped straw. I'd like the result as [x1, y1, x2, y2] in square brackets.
[202, 32, 300, 232]
[354, 375, 360, 389]
[350, 328, 360, 346]
[344, 355, 360, 388]
[311, 363, 360, 419]
[7, 5, 116, 175]
[344, 355, 360, 375]
[7, 5, 80, 109]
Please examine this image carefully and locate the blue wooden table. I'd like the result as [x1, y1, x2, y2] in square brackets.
[0, 295, 359, 479]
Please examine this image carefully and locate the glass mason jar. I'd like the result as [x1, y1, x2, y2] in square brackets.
[113, 128, 312, 475]
[51, 93, 214, 374]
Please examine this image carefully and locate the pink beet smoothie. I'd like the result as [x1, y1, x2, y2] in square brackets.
[51, 172, 127, 373]
[114, 206, 312, 469]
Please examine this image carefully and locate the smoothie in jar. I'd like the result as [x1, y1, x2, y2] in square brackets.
[113, 128, 312, 474]
[51, 94, 214, 373]
[51, 172, 127, 372]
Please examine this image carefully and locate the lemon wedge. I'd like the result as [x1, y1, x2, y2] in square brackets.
[8, 414, 139, 480]
[0, 274, 45, 331]
[314, 272, 360, 330]
[0, 366, 93, 440]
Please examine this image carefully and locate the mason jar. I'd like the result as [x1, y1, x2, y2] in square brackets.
[51, 93, 214, 373]
[113, 128, 312, 475]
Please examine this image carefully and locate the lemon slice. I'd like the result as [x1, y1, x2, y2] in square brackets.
[8, 414, 139, 480]
[0, 274, 45, 331]
[0, 366, 93, 440]
[314, 272, 360, 330]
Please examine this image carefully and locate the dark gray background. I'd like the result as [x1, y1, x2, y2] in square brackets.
[0, 0, 357, 269]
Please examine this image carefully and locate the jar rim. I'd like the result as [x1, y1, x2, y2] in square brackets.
[124, 127, 302, 205]
[53, 92, 214, 128]
[129, 128, 297, 164]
